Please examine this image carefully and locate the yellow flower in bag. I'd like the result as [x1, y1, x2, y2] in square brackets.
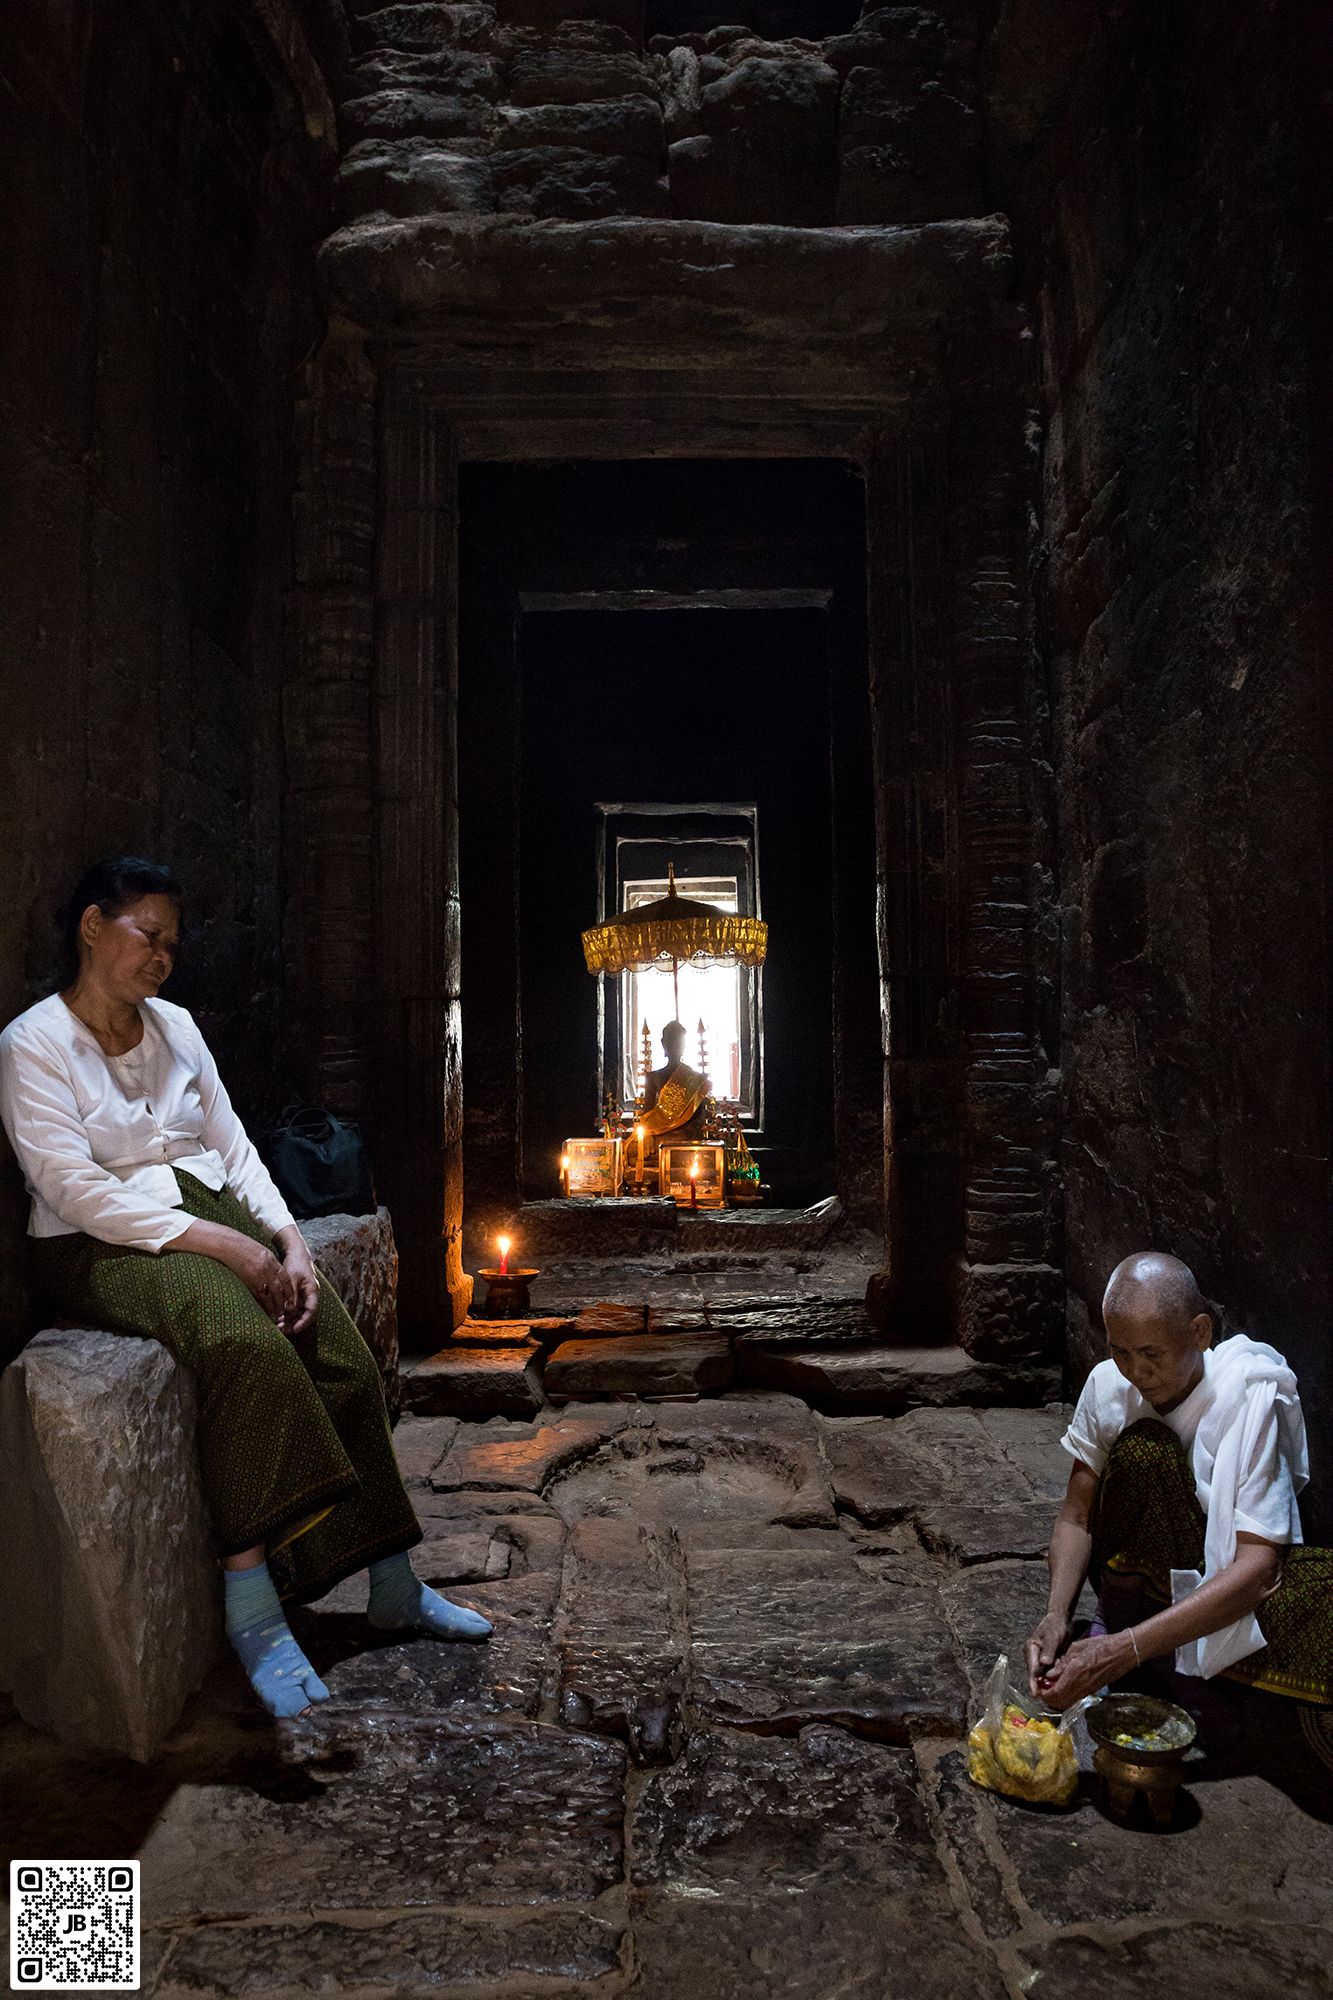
[966, 1658, 1079, 1808]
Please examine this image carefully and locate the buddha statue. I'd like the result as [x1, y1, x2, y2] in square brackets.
[639, 1020, 712, 1162]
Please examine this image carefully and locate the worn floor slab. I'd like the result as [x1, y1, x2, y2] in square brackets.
[137, 1712, 627, 1919]
[629, 1726, 1003, 1999]
[548, 1392, 835, 1532]
[555, 1516, 685, 1760]
[432, 1411, 628, 1494]
[687, 1541, 969, 1742]
[156, 1908, 627, 1999]
[826, 1407, 1036, 1521]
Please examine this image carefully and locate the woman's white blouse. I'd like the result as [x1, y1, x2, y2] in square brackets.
[0, 993, 296, 1253]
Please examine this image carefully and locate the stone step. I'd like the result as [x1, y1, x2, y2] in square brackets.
[545, 1333, 734, 1401]
[508, 1198, 679, 1259]
[405, 1310, 1062, 1422]
[503, 1196, 845, 1264]
[734, 1339, 1062, 1413]
[705, 1297, 871, 1343]
[451, 1314, 572, 1347]
[675, 1199, 844, 1252]
[403, 1343, 544, 1419]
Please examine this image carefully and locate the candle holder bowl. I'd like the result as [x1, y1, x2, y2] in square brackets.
[1087, 1693, 1197, 1826]
[477, 1267, 541, 1318]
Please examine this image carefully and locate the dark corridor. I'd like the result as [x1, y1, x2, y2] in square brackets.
[518, 606, 836, 1200]
[457, 458, 880, 1233]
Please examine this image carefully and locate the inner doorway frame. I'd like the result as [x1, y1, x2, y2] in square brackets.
[290, 350, 1059, 1362]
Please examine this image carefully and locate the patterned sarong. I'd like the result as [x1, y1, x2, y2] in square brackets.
[31, 1168, 422, 1606]
[1091, 1418, 1332, 1706]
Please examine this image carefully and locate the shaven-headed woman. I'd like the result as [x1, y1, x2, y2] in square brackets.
[1027, 1251, 1330, 1714]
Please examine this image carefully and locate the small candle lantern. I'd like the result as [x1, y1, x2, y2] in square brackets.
[478, 1232, 540, 1318]
[659, 1141, 725, 1207]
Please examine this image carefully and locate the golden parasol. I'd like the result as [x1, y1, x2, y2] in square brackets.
[581, 863, 768, 1016]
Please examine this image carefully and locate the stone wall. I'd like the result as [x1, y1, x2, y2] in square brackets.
[334, 2, 986, 230]
[990, 0, 1332, 1516]
[0, 0, 337, 1358]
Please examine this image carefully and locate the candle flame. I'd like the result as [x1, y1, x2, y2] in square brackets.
[497, 1234, 512, 1271]
[560, 1154, 570, 1169]
[689, 1160, 699, 1178]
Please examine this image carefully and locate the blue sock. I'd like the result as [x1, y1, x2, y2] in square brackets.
[366, 1552, 493, 1641]
[223, 1561, 330, 1718]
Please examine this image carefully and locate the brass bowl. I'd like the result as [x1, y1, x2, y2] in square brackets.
[1087, 1692, 1196, 1768]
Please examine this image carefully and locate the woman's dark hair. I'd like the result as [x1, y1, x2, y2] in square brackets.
[55, 857, 184, 986]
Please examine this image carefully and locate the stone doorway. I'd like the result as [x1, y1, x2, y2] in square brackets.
[291, 227, 1060, 1360]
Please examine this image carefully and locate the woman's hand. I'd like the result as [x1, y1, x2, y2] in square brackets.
[1033, 1632, 1135, 1710]
[170, 1217, 298, 1322]
[273, 1228, 321, 1337]
[171, 1218, 317, 1336]
[1024, 1612, 1072, 1698]
[218, 1231, 301, 1326]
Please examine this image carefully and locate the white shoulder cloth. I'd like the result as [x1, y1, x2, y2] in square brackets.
[1171, 1335, 1309, 1678]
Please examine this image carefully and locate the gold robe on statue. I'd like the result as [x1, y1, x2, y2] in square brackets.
[640, 1062, 711, 1161]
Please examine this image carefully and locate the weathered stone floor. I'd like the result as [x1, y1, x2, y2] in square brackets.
[3, 1396, 1331, 1998]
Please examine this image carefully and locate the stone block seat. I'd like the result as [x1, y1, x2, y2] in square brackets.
[0, 1207, 401, 1764]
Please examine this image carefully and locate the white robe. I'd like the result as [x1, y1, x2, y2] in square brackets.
[1170, 1336, 1309, 1677]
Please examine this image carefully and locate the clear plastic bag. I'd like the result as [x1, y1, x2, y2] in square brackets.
[966, 1654, 1081, 1807]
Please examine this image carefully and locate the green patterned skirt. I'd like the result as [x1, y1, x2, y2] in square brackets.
[31, 1168, 422, 1607]
[1092, 1418, 1332, 1706]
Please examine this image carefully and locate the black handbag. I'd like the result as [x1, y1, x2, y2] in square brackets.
[265, 1104, 377, 1220]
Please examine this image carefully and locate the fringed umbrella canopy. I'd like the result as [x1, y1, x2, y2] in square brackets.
[581, 863, 768, 1013]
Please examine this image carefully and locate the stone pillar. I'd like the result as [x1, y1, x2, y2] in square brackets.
[867, 371, 1059, 1360]
[828, 538, 884, 1229]
[457, 470, 525, 1222]
[373, 392, 469, 1333]
[285, 324, 378, 1114]
[946, 356, 1062, 1361]
[866, 429, 961, 1333]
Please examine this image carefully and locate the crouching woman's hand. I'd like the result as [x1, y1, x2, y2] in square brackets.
[1024, 1612, 1071, 1698]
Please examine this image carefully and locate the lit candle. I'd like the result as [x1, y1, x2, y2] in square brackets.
[560, 1153, 570, 1197]
[497, 1234, 512, 1275]
[689, 1158, 699, 1210]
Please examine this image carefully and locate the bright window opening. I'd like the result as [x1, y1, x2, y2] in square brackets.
[621, 876, 743, 1107]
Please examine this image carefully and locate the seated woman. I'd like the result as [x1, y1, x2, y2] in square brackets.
[0, 856, 491, 1724]
[1026, 1251, 1331, 1712]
